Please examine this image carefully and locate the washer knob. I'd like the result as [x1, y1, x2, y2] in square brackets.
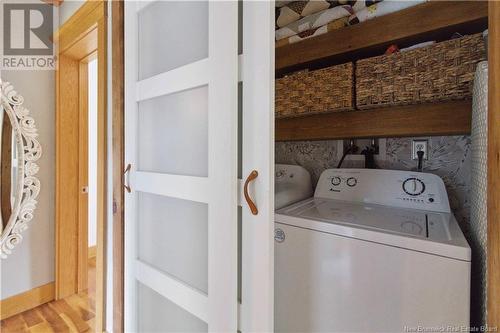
[402, 178, 425, 196]
[331, 176, 341, 186]
[346, 177, 357, 187]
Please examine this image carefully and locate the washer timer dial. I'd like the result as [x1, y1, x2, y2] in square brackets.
[402, 178, 425, 196]
[331, 176, 341, 186]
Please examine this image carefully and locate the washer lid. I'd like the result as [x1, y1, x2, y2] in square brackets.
[300, 199, 429, 238]
[275, 198, 471, 261]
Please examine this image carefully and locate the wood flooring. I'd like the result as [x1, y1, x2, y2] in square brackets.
[1, 258, 96, 333]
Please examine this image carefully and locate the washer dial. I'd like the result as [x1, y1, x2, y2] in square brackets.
[346, 177, 357, 187]
[402, 178, 425, 196]
[331, 176, 341, 186]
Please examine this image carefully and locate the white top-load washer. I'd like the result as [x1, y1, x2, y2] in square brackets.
[275, 164, 313, 210]
[275, 168, 471, 333]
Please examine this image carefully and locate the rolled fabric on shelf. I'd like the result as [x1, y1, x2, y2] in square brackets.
[276, 17, 348, 48]
[276, 4, 354, 40]
[348, 0, 426, 25]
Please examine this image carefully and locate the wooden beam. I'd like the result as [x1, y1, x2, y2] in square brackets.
[0, 283, 55, 320]
[488, 1, 500, 327]
[276, 1, 488, 72]
[276, 100, 472, 141]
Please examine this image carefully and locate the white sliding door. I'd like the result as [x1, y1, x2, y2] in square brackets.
[239, 2, 275, 332]
[124, 1, 274, 332]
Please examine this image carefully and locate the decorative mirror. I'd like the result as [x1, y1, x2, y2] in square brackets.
[0, 79, 42, 259]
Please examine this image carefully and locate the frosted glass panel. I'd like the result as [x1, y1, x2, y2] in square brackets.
[138, 283, 208, 333]
[138, 192, 208, 293]
[138, 86, 208, 177]
[138, 1, 208, 80]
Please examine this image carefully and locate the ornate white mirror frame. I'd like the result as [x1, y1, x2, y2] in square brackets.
[0, 79, 42, 259]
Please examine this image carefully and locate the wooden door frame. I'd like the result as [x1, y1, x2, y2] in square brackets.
[111, 1, 125, 332]
[55, 1, 107, 332]
[76, 51, 98, 294]
[488, 1, 500, 327]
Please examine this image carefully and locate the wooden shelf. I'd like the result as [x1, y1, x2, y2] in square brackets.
[276, 1, 488, 73]
[275, 100, 472, 141]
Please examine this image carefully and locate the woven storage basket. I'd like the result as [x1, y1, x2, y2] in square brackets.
[356, 33, 486, 109]
[276, 62, 354, 118]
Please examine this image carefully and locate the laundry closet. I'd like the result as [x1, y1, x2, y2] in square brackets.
[273, 1, 489, 331]
[113, 1, 500, 332]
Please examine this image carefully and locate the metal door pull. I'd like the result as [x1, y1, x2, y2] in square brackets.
[124, 163, 131, 193]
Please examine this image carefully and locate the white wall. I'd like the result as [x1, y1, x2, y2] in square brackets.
[59, 0, 85, 26]
[88, 59, 98, 248]
[0, 70, 55, 299]
[0, 0, 85, 301]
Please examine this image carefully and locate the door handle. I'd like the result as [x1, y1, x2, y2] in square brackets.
[243, 170, 258, 215]
[124, 163, 131, 193]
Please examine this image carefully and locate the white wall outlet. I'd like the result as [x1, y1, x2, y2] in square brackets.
[412, 140, 428, 160]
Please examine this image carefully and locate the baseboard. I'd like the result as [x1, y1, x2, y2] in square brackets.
[88, 245, 97, 259]
[0, 282, 55, 320]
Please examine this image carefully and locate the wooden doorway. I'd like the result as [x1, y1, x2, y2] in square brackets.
[55, 2, 107, 332]
[111, 1, 124, 332]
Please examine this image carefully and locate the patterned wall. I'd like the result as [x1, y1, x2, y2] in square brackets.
[276, 136, 471, 227]
[276, 135, 485, 326]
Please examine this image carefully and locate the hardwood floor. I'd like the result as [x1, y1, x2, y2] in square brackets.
[1, 258, 96, 333]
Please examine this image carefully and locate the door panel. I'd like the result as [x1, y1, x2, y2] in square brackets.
[137, 86, 208, 177]
[137, 1, 209, 80]
[240, 2, 275, 332]
[137, 283, 208, 333]
[125, 1, 238, 331]
[137, 192, 208, 294]
[124, 1, 274, 331]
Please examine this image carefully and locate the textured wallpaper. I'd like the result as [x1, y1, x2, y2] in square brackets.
[276, 136, 471, 228]
[276, 135, 485, 326]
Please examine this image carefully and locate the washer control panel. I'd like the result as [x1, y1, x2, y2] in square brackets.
[315, 169, 450, 213]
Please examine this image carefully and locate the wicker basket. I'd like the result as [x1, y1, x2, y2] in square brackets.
[356, 33, 486, 109]
[275, 63, 354, 118]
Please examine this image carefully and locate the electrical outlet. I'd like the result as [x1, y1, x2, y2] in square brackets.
[337, 139, 387, 162]
[412, 140, 428, 160]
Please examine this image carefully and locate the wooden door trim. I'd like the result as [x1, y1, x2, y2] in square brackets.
[55, 1, 107, 332]
[55, 1, 103, 54]
[77, 59, 89, 294]
[111, 1, 125, 332]
[95, 15, 108, 333]
[488, 1, 500, 327]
